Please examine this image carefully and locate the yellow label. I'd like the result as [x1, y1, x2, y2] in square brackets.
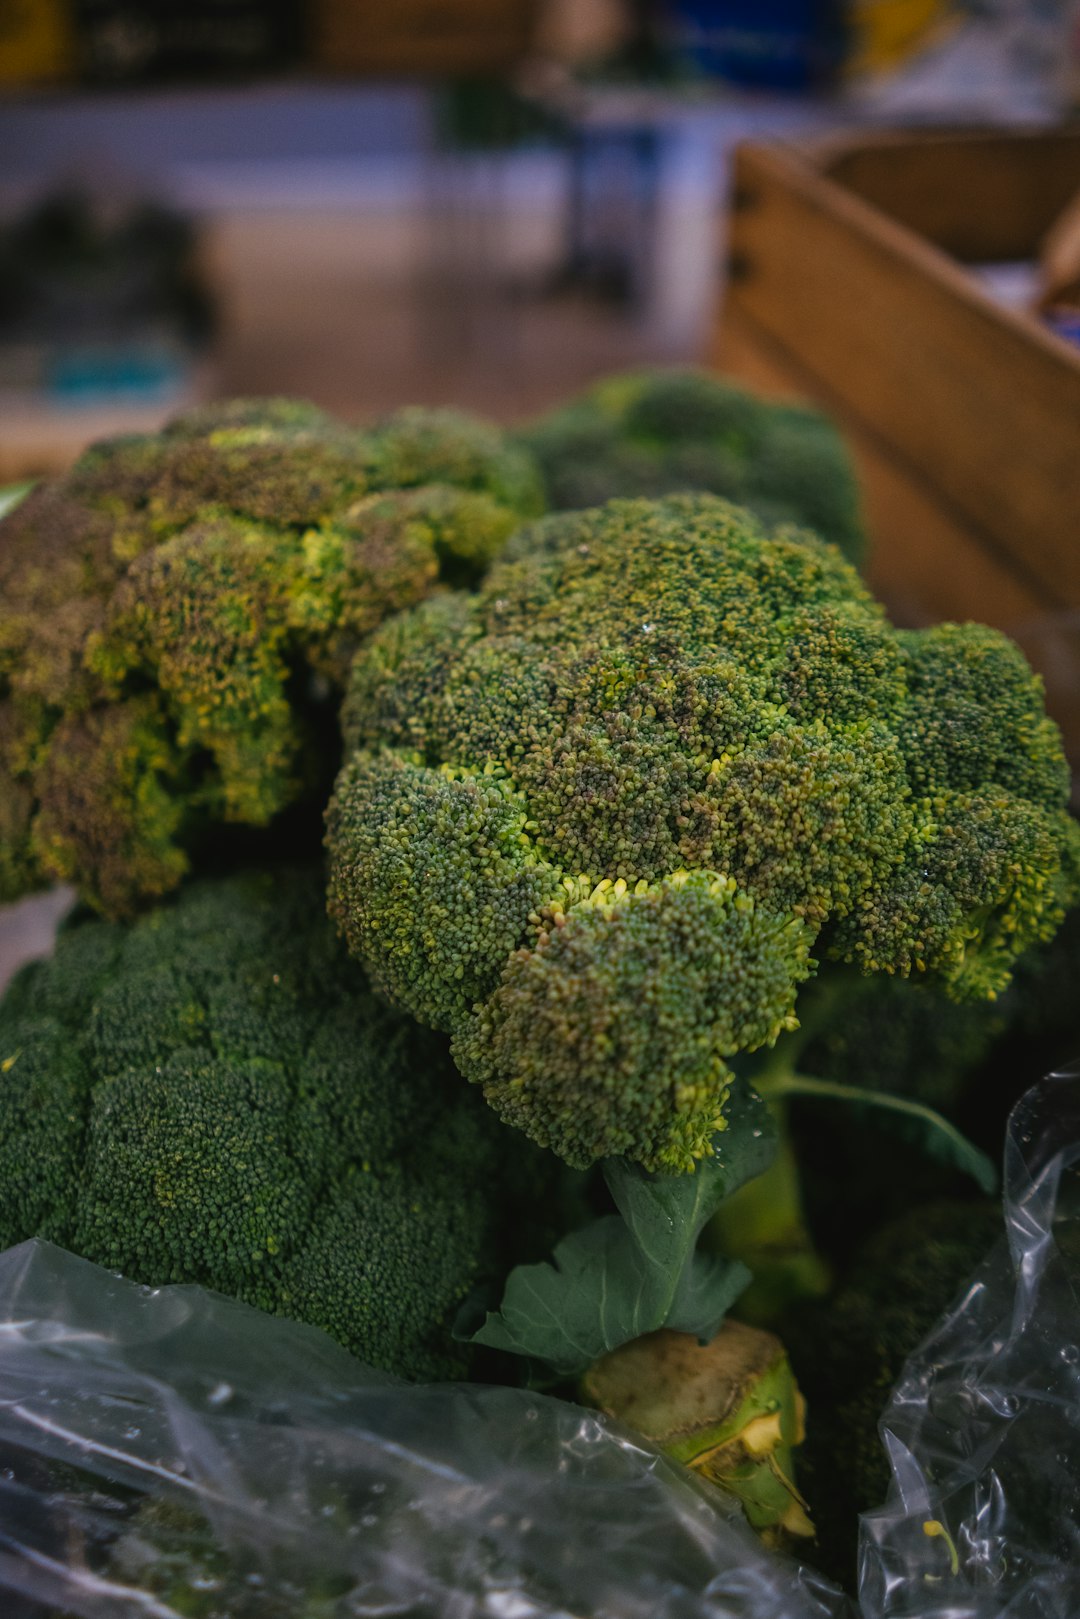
[848, 0, 953, 75]
[0, 0, 76, 84]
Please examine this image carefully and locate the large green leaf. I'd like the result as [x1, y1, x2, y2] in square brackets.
[766, 1072, 997, 1195]
[470, 1079, 777, 1374]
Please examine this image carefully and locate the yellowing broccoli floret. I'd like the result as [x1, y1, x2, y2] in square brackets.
[0, 867, 558, 1380]
[455, 872, 811, 1171]
[0, 400, 542, 917]
[327, 494, 1079, 1173]
[516, 369, 865, 562]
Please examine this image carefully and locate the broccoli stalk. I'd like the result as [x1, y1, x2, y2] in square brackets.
[707, 969, 997, 1322]
[580, 1322, 813, 1545]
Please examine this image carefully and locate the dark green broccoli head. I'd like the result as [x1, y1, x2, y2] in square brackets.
[516, 369, 864, 562]
[327, 494, 1079, 1174]
[0, 867, 556, 1380]
[371, 405, 545, 519]
[802, 964, 1013, 1123]
[0, 399, 542, 917]
[788, 1199, 1003, 1588]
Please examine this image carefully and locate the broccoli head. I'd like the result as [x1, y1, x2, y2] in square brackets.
[327, 494, 1079, 1174]
[0, 866, 558, 1380]
[787, 1199, 1003, 1588]
[516, 369, 865, 562]
[0, 399, 542, 917]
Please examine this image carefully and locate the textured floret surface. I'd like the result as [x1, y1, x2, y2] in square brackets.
[0, 866, 556, 1380]
[328, 494, 1079, 1171]
[516, 369, 865, 562]
[0, 399, 542, 916]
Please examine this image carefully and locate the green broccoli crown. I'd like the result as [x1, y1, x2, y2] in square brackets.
[800, 970, 1008, 1120]
[0, 867, 552, 1380]
[0, 399, 541, 917]
[327, 494, 1078, 1173]
[456, 871, 811, 1171]
[371, 404, 546, 519]
[516, 369, 865, 562]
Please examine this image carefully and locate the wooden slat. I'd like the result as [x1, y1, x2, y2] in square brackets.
[726, 141, 1080, 608]
[814, 127, 1080, 262]
[718, 311, 1051, 626]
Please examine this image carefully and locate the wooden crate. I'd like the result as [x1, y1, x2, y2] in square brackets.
[312, 0, 539, 76]
[716, 128, 1080, 758]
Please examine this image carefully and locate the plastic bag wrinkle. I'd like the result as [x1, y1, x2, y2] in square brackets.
[858, 1068, 1080, 1619]
[0, 1242, 847, 1619]
[0, 1068, 1077, 1616]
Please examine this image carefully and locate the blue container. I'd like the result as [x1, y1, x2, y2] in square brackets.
[667, 0, 844, 91]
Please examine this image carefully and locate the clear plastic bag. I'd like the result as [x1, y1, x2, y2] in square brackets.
[0, 1069, 1076, 1619]
[859, 1066, 1080, 1618]
[0, 1240, 847, 1619]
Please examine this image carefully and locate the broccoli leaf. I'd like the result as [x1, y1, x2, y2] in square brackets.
[768, 1073, 998, 1195]
[470, 1080, 776, 1373]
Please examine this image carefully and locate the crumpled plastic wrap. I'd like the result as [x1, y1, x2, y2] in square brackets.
[859, 1066, 1080, 1619]
[0, 1069, 1076, 1619]
[0, 1241, 847, 1619]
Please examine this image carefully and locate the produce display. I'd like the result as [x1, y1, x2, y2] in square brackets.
[787, 1198, 1004, 1586]
[327, 490, 1076, 1366]
[516, 368, 865, 561]
[0, 398, 541, 916]
[0, 865, 564, 1381]
[0, 378, 1077, 1607]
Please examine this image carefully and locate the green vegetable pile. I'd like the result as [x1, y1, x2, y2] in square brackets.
[1, 379, 1077, 1595]
[0, 398, 541, 916]
[0, 865, 558, 1381]
[516, 368, 865, 562]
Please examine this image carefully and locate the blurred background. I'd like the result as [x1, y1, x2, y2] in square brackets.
[1, 0, 1077, 453]
[1, 0, 1079, 742]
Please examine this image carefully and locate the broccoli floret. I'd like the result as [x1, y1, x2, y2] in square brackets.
[516, 369, 865, 562]
[459, 872, 810, 1171]
[327, 494, 1078, 1175]
[787, 1199, 1003, 1589]
[103, 1495, 350, 1617]
[163, 395, 339, 436]
[371, 404, 545, 518]
[0, 400, 542, 916]
[0, 867, 559, 1380]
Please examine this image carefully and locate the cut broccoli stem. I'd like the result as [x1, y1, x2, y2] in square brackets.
[706, 1098, 831, 1325]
